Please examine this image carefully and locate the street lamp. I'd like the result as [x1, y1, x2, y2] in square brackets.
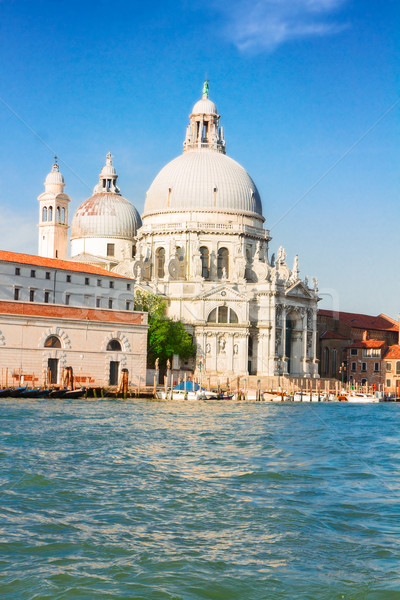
[339, 362, 346, 390]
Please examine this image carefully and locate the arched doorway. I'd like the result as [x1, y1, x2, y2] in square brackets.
[107, 339, 122, 385]
[44, 335, 61, 384]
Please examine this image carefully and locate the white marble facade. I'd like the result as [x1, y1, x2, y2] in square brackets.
[46, 84, 320, 378]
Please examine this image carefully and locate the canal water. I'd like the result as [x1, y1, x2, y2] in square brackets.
[0, 399, 399, 600]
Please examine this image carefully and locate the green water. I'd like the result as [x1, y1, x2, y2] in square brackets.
[0, 399, 399, 599]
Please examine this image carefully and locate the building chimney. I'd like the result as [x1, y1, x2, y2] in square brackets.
[362, 330, 368, 341]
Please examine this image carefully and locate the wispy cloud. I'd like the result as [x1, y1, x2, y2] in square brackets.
[209, 0, 348, 53]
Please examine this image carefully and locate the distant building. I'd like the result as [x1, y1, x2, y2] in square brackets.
[346, 333, 387, 388]
[0, 252, 147, 388]
[382, 345, 400, 395]
[317, 310, 398, 381]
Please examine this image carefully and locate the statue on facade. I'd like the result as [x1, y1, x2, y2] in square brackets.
[277, 246, 286, 265]
[202, 80, 209, 97]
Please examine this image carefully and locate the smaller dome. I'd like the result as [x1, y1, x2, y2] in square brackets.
[100, 152, 117, 177]
[45, 162, 64, 186]
[71, 193, 142, 240]
[192, 98, 218, 115]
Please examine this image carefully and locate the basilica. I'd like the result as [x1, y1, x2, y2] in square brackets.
[37, 83, 320, 379]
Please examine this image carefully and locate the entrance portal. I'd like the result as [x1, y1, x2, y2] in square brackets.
[48, 358, 59, 384]
[109, 361, 120, 386]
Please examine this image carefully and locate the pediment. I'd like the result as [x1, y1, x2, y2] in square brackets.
[194, 284, 248, 302]
[285, 281, 313, 299]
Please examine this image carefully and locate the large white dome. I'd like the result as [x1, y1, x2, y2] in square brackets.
[143, 151, 263, 217]
[71, 193, 142, 240]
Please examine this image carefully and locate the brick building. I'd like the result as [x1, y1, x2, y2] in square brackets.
[318, 310, 398, 381]
[0, 252, 148, 388]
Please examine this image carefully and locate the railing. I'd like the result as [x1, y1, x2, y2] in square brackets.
[140, 221, 270, 238]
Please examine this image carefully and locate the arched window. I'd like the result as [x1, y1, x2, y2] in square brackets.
[217, 248, 229, 279]
[44, 335, 61, 348]
[207, 307, 238, 324]
[48, 206, 53, 221]
[57, 207, 60, 222]
[396, 361, 400, 375]
[132, 245, 136, 258]
[156, 248, 165, 279]
[324, 347, 330, 375]
[248, 336, 253, 357]
[61, 207, 66, 224]
[107, 339, 122, 351]
[42, 207, 47, 222]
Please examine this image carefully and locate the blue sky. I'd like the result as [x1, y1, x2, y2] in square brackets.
[0, 0, 398, 317]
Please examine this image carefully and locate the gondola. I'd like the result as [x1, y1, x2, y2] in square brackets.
[8, 387, 28, 397]
[0, 388, 12, 398]
[63, 388, 86, 399]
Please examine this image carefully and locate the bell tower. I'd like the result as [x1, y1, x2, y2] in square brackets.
[38, 158, 70, 259]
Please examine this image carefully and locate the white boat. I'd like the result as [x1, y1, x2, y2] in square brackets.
[292, 392, 329, 402]
[345, 392, 380, 403]
[156, 381, 217, 400]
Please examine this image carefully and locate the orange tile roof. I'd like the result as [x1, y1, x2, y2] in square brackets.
[0, 300, 146, 325]
[318, 309, 398, 332]
[320, 330, 348, 340]
[348, 339, 386, 349]
[384, 345, 400, 360]
[0, 250, 131, 279]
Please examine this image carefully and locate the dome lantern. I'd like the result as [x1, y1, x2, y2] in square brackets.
[183, 82, 225, 154]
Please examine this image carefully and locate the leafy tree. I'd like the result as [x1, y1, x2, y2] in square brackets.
[135, 290, 195, 367]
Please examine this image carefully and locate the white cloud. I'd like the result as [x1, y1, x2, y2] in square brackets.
[209, 0, 348, 53]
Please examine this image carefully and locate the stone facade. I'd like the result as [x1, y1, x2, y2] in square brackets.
[0, 301, 147, 388]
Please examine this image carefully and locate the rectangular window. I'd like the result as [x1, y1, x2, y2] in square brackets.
[29, 289, 35, 302]
[109, 281, 114, 289]
[127, 283, 131, 290]
[65, 294, 70, 305]
[66, 275, 71, 283]
[107, 243, 115, 257]
[45, 272, 51, 280]
[84, 295, 90, 306]
[96, 298, 101, 308]
[374, 362, 379, 372]
[350, 348, 357, 356]
[30, 270, 36, 278]
[15, 267, 20, 276]
[44, 291, 50, 303]
[351, 362, 356, 371]
[108, 299, 113, 309]
[387, 379, 391, 387]
[97, 279, 102, 287]
[14, 288, 20, 300]
[387, 363, 392, 372]
[85, 277, 90, 285]
[125, 301, 131, 310]
[361, 362, 367, 372]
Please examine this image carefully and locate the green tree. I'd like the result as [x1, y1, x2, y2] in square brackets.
[135, 290, 195, 367]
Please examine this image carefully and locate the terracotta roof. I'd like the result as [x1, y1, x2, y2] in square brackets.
[0, 250, 131, 279]
[384, 345, 400, 360]
[348, 339, 386, 349]
[320, 330, 348, 340]
[318, 309, 398, 332]
[0, 300, 146, 325]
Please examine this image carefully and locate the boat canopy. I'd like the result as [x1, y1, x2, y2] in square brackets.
[173, 381, 203, 392]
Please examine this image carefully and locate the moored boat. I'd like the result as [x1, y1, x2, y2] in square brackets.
[345, 392, 380, 403]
